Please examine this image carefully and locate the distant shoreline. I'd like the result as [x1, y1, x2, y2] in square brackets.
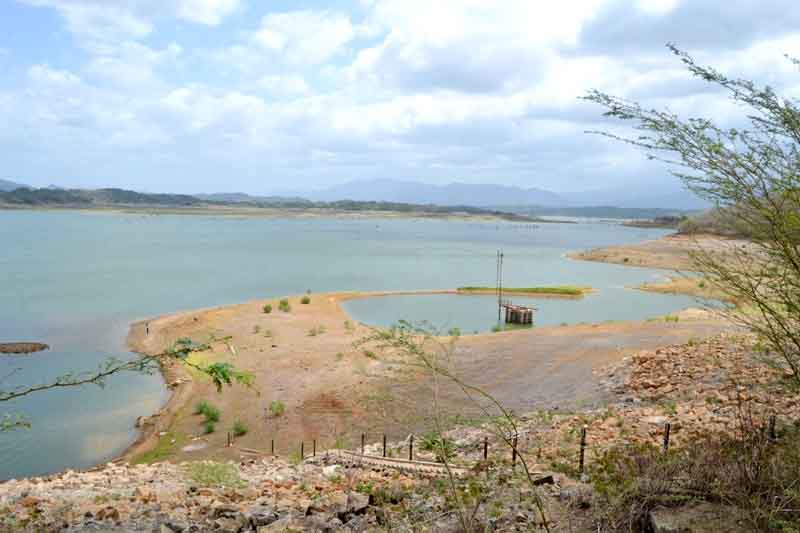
[0, 203, 562, 224]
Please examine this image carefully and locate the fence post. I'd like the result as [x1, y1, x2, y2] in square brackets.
[227, 432, 231, 448]
[663, 423, 671, 453]
[271, 439, 274, 456]
[383, 434, 387, 458]
[769, 415, 777, 440]
[361, 433, 365, 455]
[483, 436, 488, 461]
[409, 434, 414, 461]
[512, 436, 518, 467]
[300, 442, 304, 460]
[579, 425, 587, 474]
[313, 439, 316, 457]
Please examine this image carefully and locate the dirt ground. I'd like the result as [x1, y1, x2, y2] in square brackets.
[568, 233, 749, 271]
[124, 291, 729, 465]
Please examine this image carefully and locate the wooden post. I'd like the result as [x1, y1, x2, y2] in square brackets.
[313, 439, 316, 457]
[300, 442, 304, 460]
[663, 423, 671, 453]
[271, 439, 274, 455]
[383, 434, 387, 458]
[769, 415, 777, 440]
[409, 434, 414, 461]
[512, 436, 518, 467]
[227, 432, 231, 447]
[579, 425, 587, 474]
[361, 433, 365, 455]
[483, 436, 488, 460]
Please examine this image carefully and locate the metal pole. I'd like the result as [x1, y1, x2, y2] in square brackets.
[383, 434, 387, 458]
[663, 423, 671, 453]
[409, 434, 414, 461]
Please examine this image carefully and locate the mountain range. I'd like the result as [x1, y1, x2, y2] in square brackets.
[0, 179, 27, 192]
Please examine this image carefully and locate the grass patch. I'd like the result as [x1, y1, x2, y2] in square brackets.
[307, 325, 326, 337]
[199, 403, 220, 423]
[458, 285, 590, 296]
[194, 400, 211, 415]
[204, 421, 216, 434]
[664, 315, 680, 323]
[278, 298, 291, 313]
[263, 304, 272, 314]
[131, 431, 186, 464]
[300, 295, 311, 305]
[268, 400, 285, 418]
[232, 420, 248, 437]
[183, 461, 245, 488]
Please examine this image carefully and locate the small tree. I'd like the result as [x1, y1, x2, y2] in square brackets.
[585, 45, 800, 387]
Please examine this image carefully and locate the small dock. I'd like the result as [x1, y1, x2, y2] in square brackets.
[501, 301, 536, 325]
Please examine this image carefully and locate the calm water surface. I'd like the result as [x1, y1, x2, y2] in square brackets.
[0, 211, 691, 478]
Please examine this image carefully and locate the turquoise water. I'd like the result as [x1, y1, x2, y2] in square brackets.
[0, 211, 691, 478]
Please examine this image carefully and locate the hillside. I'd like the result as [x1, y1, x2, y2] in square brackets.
[0, 179, 27, 192]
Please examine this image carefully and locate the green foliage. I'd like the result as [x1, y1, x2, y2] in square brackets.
[664, 315, 680, 323]
[420, 431, 457, 463]
[183, 461, 245, 488]
[300, 295, 311, 305]
[202, 404, 220, 423]
[232, 420, 248, 437]
[204, 421, 216, 434]
[263, 304, 272, 314]
[268, 400, 285, 418]
[200, 362, 254, 393]
[458, 286, 587, 296]
[278, 299, 291, 313]
[363, 349, 377, 359]
[194, 400, 211, 415]
[344, 320, 354, 332]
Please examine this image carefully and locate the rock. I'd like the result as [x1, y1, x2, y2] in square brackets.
[246, 505, 280, 527]
[306, 512, 343, 532]
[95, 505, 120, 521]
[211, 502, 242, 520]
[643, 415, 668, 425]
[162, 520, 189, 532]
[322, 465, 340, 478]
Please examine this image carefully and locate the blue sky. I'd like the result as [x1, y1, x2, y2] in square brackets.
[1, 0, 799, 195]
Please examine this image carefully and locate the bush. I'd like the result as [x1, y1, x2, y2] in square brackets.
[591, 426, 800, 531]
[420, 432, 456, 463]
[301, 295, 311, 305]
[203, 405, 220, 423]
[204, 421, 216, 434]
[278, 299, 291, 313]
[194, 400, 211, 415]
[263, 304, 272, 314]
[232, 420, 248, 437]
[268, 400, 285, 418]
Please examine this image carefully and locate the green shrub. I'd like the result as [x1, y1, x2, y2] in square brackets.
[278, 299, 291, 312]
[194, 400, 211, 415]
[420, 432, 456, 463]
[232, 420, 248, 437]
[268, 400, 285, 418]
[307, 325, 326, 337]
[203, 405, 220, 423]
[301, 295, 311, 305]
[263, 304, 272, 314]
[204, 421, 216, 434]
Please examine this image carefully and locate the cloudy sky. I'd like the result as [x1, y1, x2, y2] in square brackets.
[1, 0, 798, 195]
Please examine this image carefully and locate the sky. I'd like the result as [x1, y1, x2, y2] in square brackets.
[1, 0, 799, 195]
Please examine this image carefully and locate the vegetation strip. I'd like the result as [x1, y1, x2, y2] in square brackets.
[457, 286, 590, 296]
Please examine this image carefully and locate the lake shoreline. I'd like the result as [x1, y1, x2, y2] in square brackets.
[118, 286, 725, 466]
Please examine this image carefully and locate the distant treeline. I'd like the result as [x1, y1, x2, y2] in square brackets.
[500, 205, 698, 220]
[0, 187, 534, 221]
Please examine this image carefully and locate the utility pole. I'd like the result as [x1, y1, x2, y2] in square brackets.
[496, 250, 504, 321]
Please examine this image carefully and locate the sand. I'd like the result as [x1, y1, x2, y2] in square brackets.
[122, 289, 729, 465]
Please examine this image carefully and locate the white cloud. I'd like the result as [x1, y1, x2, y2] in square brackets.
[28, 64, 81, 86]
[175, 0, 241, 26]
[253, 10, 355, 65]
[257, 75, 310, 96]
[84, 42, 182, 86]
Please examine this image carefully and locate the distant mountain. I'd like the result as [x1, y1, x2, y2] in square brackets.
[0, 179, 28, 192]
[305, 179, 566, 207]
[194, 192, 309, 204]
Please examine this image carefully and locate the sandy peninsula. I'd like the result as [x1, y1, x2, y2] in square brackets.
[123, 288, 728, 466]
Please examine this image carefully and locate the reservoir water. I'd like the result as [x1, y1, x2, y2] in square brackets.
[0, 211, 694, 478]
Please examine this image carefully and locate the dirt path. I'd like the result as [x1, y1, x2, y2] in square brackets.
[123, 290, 729, 465]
